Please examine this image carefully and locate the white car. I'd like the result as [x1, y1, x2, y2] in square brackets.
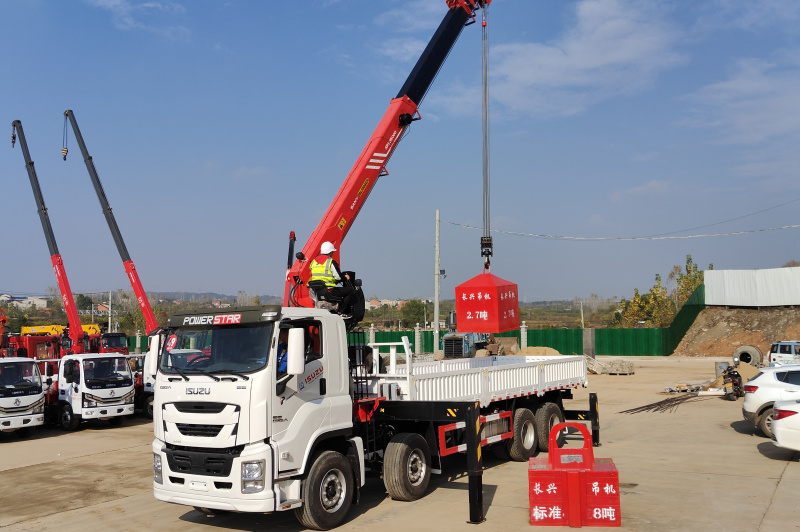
[742, 365, 800, 438]
[772, 399, 800, 451]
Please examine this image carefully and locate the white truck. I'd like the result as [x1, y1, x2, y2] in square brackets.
[150, 305, 594, 530]
[45, 352, 136, 430]
[0, 356, 45, 438]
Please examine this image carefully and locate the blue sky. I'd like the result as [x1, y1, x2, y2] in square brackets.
[3, 0, 800, 303]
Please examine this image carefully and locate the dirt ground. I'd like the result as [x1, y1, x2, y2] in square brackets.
[672, 306, 800, 359]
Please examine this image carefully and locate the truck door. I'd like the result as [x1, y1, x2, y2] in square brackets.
[270, 321, 330, 473]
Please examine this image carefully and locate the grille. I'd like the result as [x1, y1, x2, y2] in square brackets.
[165, 448, 234, 477]
[176, 423, 223, 437]
[172, 402, 229, 414]
[443, 338, 464, 357]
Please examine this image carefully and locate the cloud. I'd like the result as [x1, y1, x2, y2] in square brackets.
[374, 0, 445, 33]
[609, 180, 669, 202]
[695, 0, 800, 33]
[491, 0, 685, 117]
[83, 0, 190, 41]
[377, 38, 427, 63]
[682, 56, 800, 145]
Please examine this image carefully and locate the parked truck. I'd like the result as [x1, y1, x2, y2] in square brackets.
[0, 356, 45, 438]
[150, 305, 594, 529]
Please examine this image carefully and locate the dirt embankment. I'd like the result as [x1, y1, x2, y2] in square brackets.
[672, 306, 800, 358]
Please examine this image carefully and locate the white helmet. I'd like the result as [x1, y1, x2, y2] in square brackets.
[320, 241, 336, 255]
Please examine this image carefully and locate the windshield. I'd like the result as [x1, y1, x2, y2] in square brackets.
[0, 361, 43, 397]
[102, 335, 127, 349]
[83, 357, 133, 389]
[159, 324, 273, 375]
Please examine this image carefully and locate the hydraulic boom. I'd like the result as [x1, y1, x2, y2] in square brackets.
[62, 110, 159, 335]
[11, 120, 85, 352]
[285, 0, 490, 307]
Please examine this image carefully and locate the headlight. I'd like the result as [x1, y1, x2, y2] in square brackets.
[31, 397, 45, 414]
[123, 390, 135, 404]
[83, 395, 98, 408]
[153, 453, 163, 484]
[241, 460, 265, 493]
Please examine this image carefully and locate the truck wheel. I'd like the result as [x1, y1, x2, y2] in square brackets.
[491, 440, 512, 461]
[145, 394, 154, 418]
[294, 450, 354, 531]
[535, 402, 565, 452]
[108, 416, 124, 427]
[59, 404, 80, 431]
[383, 433, 431, 501]
[758, 407, 774, 439]
[508, 408, 537, 461]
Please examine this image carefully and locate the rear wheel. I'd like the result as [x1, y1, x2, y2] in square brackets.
[294, 451, 354, 530]
[758, 407, 774, 438]
[535, 402, 565, 452]
[383, 433, 431, 501]
[59, 404, 80, 431]
[508, 408, 537, 461]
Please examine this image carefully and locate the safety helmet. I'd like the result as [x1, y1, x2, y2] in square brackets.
[321, 241, 336, 255]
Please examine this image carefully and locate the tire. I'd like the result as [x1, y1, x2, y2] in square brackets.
[16, 427, 34, 439]
[734, 345, 763, 367]
[758, 407, 774, 439]
[108, 416, 124, 427]
[508, 408, 537, 461]
[294, 451, 354, 531]
[144, 394, 154, 418]
[59, 404, 80, 431]
[535, 402, 565, 452]
[383, 433, 431, 501]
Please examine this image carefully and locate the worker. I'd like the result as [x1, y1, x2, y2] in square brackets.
[276, 329, 288, 375]
[308, 241, 355, 316]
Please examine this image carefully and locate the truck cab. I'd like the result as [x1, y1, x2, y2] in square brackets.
[0, 356, 45, 438]
[55, 352, 136, 430]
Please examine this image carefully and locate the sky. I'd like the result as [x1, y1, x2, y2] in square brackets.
[2, 0, 800, 303]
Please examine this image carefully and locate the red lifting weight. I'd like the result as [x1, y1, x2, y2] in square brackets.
[528, 423, 620, 527]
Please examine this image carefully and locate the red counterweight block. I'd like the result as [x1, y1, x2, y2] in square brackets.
[454, 272, 519, 333]
[528, 423, 621, 527]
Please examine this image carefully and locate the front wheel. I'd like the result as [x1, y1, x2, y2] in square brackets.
[16, 427, 34, 439]
[108, 416, 124, 427]
[383, 432, 431, 501]
[59, 404, 81, 431]
[294, 451, 354, 531]
[144, 394, 154, 418]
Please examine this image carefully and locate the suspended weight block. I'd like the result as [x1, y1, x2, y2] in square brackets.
[454, 272, 519, 334]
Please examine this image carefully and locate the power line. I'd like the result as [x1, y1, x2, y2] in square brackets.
[441, 221, 800, 241]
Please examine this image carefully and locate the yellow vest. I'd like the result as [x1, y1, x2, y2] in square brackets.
[309, 257, 336, 289]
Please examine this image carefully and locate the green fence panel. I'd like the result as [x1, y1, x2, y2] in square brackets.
[595, 328, 668, 356]
[666, 285, 705, 354]
[527, 329, 584, 355]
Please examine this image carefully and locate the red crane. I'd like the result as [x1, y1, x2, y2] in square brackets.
[284, 0, 490, 308]
[62, 110, 159, 335]
[12, 120, 86, 353]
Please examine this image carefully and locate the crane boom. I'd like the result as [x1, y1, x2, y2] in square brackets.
[11, 120, 85, 352]
[63, 110, 159, 335]
[285, 0, 489, 307]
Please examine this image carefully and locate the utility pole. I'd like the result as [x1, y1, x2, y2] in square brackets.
[434, 209, 441, 353]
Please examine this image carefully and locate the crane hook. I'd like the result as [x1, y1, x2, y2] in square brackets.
[11, 124, 16, 148]
[62, 114, 69, 160]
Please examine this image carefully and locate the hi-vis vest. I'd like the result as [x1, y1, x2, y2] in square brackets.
[309, 256, 336, 289]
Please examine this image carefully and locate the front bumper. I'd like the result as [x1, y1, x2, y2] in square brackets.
[152, 439, 277, 513]
[82, 404, 135, 419]
[0, 414, 44, 432]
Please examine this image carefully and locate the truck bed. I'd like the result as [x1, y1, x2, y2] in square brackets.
[360, 339, 588, 407]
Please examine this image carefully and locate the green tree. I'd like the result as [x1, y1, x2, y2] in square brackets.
[75, 293, 93, 311]
[401, 299, 425, 328]
[668, 254, 711, 307]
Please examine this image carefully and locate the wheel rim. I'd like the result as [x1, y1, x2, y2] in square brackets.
[521, 420, 536, 449]
[549, 414, 562, 440]
[407, 449, 426, 486]
[61, 409, 72, 425]
[146, 397, 154, 417]
[766, 413, 773, 433]
[319, 468, 346, 513]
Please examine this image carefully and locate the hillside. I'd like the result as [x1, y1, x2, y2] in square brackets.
[672, 307, 800, 359]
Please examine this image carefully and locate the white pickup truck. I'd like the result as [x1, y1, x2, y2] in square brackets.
[0, 356, 45, 438]
[150, 305, 595, 530]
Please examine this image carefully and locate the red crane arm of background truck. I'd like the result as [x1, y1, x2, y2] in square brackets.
[284, 0, 489, 307]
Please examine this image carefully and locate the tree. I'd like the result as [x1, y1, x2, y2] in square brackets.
[75, 293, 93, 311]
[401, 299, 425, 328]
[668, 254, 711, 307]
[783, 260, 800, 268]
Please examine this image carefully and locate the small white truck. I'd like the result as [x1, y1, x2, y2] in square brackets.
[45, 352, 136, 430]
[150, 305, 595, 530]
[0, 356, 45, 438]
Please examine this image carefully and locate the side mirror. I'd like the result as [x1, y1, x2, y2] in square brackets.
[45, 377, 52, 386]
[46, 364, 54, 377]
[62, 338, 73, 350]
[287, 328, 306, 376]
[147, 334, 162, 378]
[63, 362, 74, 383]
